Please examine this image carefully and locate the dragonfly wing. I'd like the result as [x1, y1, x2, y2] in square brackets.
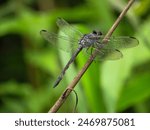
[40, 30, 78, 52]
[85, 46, 123, 60]
[98, 36, 139, 50]
[56, 18, 83, 41]
[95, 48, 123, 60]
[98, 49, 123, 60]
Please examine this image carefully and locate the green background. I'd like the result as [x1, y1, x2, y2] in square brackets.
[0, 0, 150, 112]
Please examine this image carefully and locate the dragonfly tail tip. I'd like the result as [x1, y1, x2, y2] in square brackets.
[53, 82, 59, 88]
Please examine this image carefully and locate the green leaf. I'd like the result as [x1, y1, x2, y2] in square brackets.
[117, 72, 150, 111]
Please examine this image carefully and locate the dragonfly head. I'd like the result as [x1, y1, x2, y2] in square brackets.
[92, 30, 102, 36]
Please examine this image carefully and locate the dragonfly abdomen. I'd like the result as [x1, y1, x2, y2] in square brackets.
[53, 46, 83, 88]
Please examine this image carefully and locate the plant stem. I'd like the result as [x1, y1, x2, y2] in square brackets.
[49, 0, 136, 113]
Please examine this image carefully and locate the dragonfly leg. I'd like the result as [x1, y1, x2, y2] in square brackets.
[95, 41, 104, 49]
[85, 46, 96, 61]
[90, 47, 94, 59]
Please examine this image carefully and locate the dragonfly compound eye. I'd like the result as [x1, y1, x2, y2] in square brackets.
[98, 31, 102, 36]
[92, 30, 97, 34]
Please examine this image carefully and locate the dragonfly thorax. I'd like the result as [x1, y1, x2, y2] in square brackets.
[79, 30, 102, 48]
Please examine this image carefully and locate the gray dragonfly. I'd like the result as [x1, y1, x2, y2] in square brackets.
[40, 18, 139, 88]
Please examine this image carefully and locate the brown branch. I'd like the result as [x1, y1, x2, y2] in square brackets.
[49, 0, 136, 113]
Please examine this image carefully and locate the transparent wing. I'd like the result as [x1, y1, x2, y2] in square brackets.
[98, 36, 139, 50]
[96, 49, 123, 60]
[85, 47, 123, 60]
[56, 18, 83, 41]
[40, 30, 78, 52]
[86, 36, 138, 60]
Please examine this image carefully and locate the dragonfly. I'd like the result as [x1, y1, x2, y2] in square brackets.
[40, 18, 139, 88]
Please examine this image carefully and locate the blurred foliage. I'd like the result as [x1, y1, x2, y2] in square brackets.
[0, 0, 150, 113]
